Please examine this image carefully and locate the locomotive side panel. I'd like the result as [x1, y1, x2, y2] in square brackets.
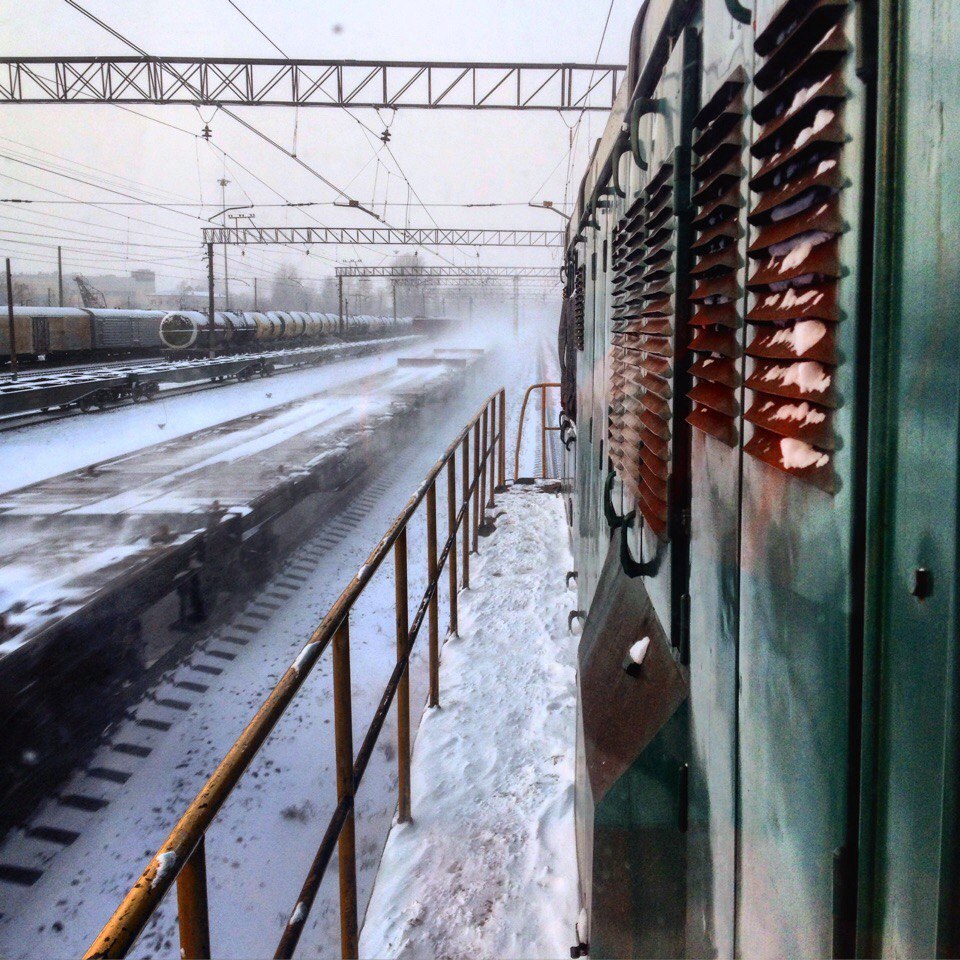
[736, 0, 869, 954]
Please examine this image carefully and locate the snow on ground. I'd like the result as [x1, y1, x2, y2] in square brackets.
[359, 485, 579, 960]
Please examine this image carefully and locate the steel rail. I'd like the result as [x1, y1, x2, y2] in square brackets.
[85, 387, 506, 960]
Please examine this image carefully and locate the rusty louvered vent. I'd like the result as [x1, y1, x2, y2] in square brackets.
[608, 196, 646, 498]
[744, 0, 849, 491]
[610, 157, 677, 541]
[574, 264, 586, 351]
[687, 68, 746, 447]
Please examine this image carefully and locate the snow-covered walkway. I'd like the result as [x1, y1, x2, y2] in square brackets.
[359, 485, 579, 960]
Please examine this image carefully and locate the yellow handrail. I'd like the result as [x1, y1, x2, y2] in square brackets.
[85, 388, 507, 960]
[514, 381, 561, 481]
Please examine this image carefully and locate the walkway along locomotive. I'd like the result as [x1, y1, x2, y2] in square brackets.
[559, 0, 959, 957]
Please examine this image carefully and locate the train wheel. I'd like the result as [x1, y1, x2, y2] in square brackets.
[132, 383, 148, 403]
[78, 393, 97, 413]
[259, 362, 275, 377]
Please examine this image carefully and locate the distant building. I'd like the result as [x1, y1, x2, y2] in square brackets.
[1, 269, 157, 308]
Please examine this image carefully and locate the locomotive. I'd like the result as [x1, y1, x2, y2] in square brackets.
[560, 0, 959, 958]
[0, 305, 412, 364]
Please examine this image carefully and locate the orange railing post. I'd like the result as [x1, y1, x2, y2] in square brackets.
[176, 838, 211, 959]
[487, 397, 496, 510]
[479, 407, 488, 529]
[394, 529, 411, 823]
[447, 457, 458, 637]
[427, 481, 440, 708]
[498, 388, 506, 489]
[332, 617, 358, 959]
[472, 419, 481, 554]
[461, 434, 470, 588]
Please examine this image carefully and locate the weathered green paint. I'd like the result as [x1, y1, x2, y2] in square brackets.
[858, 0, 960, 955]
[684, 3, 752, 956]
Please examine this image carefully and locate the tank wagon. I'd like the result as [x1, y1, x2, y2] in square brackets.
[1, 306, 414, 364]
[560, 1, 959, 957]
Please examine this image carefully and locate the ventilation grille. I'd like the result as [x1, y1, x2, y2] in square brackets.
[609, 196, 646, 503]
[574, 264, 586, 351]
[744, 0, 849, 491]
[609, 157, 677, 541]
[687, 68, 747, 447]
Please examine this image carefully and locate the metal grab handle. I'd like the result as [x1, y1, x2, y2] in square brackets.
[610, 133, 628, 199]
[724, 0, 752, 24]
[629, 97, 659, 172]
[620, 518, 657, 578]
[603, 469, 632, 531]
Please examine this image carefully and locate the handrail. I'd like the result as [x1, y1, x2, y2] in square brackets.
[514, 381, 561, 481]
[85, 388, 507, 960]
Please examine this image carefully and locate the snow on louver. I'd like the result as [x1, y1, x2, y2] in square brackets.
[743, 0, 850, 492]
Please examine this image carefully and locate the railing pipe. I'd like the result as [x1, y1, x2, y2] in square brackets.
[426, 480, 440, 708]
[472, 420, 481, 554]
[498, 388, 506, 488]
[447, 458, 458, 636]
[176, 838, 211, 960]
[479, 408, 488, 529]
[487, 395, 496, 509]
[541, 385, 548, 480]
[394, 528, 411, 822]
[514, 382, 561, 482]
[332, 618, 358, 959]
[85, 390, 503, 960]
[461, 435, 470, 588]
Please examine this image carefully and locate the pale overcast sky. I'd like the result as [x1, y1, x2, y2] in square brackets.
[0, 1, 636, 292]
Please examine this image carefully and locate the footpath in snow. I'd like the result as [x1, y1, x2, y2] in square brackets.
[359, 484, 579, 960]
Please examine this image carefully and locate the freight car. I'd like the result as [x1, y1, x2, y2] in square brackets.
[1, 306, 414, 364]
[561, 1, 959, 958]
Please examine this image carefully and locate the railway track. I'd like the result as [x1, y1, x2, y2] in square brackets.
[0, 335, 422, 433]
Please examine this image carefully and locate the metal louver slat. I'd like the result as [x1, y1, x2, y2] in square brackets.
[743, 0, 850, 491]
[686, 68, 747, 447]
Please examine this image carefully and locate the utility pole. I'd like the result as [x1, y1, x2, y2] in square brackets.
[6, 259, 17, 379]
[253, 276, 258, 311]
[392, 282, 397, 321]
[218, 177, 230, 310]
[206, 242, 216, 358]
[338, 274, 344, 335]
[57, 246, 63, 306]
[513, 275, 519, 337]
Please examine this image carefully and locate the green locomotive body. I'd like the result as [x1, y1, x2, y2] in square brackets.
[562, 1, 959, 956]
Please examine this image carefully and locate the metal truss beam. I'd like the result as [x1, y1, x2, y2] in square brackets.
[379, 277, 558, 288]
[203, 226, 564, 248]
[0, 58, 624, 111]
[335, 265, 558, 279]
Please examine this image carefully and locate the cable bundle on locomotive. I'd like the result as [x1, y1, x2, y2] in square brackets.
[562, 0, 959, 958]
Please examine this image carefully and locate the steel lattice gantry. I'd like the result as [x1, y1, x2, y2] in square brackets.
[203, 226, 564, 248]
[334, 265, 559, 279]
[0, 58, 624, 111]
